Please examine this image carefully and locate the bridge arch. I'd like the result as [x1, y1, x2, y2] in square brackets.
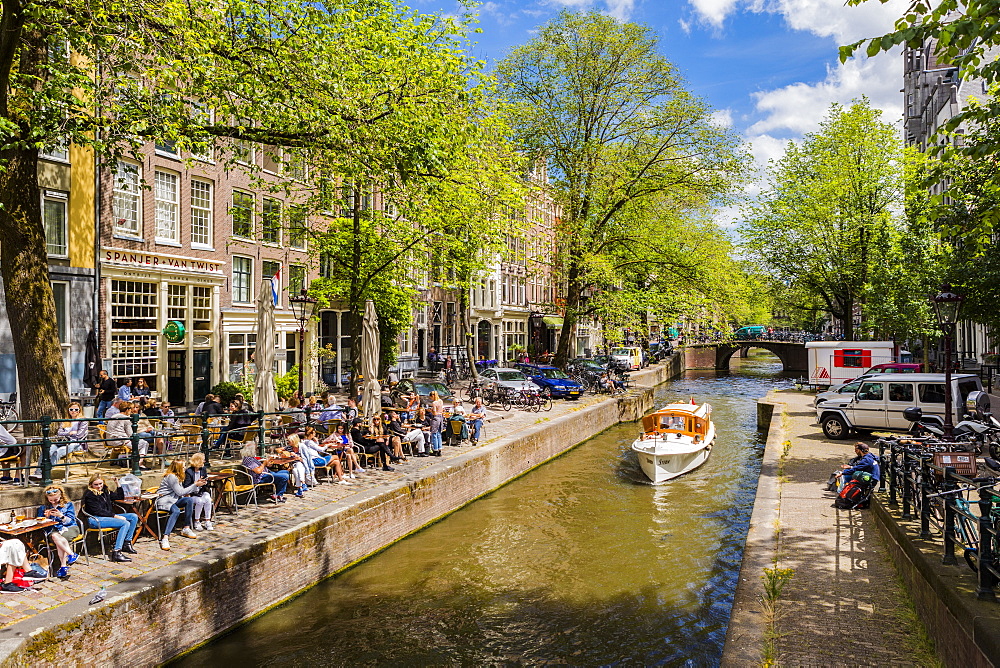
[685, 341, 808, 373]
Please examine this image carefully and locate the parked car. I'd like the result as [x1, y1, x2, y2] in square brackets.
[609, 346, 643, 371]
[479, 367, 537, 395]
[815, 373, 983, 439]
[390, 377, 454, 409]
[814, 379, 863, 407]
[734, 325, 769, 340]
[570, 358, 607, 375]
[514, 363, 583, 399]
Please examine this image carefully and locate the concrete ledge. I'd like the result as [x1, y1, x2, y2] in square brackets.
[871, 494, 1000, 667]
[721, 396, 785, 665]
[0, 356, 683, 666]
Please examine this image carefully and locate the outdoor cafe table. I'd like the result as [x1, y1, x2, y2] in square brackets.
[205, 471, 237, 515]
[115, 494, 159, 541]
[0, 518, 59, 559]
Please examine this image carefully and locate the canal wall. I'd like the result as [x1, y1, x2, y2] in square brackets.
[0, 354, 684, 666]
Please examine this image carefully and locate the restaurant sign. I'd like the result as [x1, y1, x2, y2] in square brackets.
[102, 248, 224, 274]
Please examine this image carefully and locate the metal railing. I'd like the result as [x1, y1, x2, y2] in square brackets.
[879, 439, 1000, 601]
[0, 406, 340, 487]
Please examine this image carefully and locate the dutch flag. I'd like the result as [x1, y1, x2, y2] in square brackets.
[271, 266, 281, 306]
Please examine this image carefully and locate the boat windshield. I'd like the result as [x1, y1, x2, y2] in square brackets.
[660, 415, 687, 430]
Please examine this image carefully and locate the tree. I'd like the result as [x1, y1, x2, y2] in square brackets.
[0, 0, 483, 420]
[742, 100, 903, 341]
[496, 11, 747, 366]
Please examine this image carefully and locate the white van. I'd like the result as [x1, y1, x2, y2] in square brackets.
[815, 373, 983, 439]
[610, 346, 643, 371]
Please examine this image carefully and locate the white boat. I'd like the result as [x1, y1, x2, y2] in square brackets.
[631, 402, 715, 484]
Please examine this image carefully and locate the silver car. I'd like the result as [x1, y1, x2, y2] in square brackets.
[480, 367, 537, 395]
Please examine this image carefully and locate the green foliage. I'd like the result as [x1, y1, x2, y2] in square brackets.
[742, 99, 911, 341]
[496, 11, 750, 363]
[210, 381, 252, 405]
[275, 366, 299, 401]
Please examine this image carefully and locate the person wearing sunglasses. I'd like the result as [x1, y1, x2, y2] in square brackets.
[81, 474, 138, 563]
[29, 402, 88, 481]
[38, 485, 79, 578]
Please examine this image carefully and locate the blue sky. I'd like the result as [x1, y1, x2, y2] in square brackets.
[419, 0, 907, 206]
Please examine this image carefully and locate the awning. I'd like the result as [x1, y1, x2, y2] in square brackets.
[542, 316, 563, 329]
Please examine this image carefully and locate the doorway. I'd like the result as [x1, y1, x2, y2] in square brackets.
[417, 330, 426, 368]
[167, 351, 186, 407]
[478, 320, 491, 360]
[193, 349, 212, 403]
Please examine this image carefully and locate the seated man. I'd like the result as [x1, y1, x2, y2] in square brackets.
[467, 398, 486, 445]
[241, 444, 291, 503]
[835, 442, 880, 492]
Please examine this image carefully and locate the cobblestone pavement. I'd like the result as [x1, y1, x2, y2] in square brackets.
[773, 390, 935, 667]
[0, 372, 657, 629]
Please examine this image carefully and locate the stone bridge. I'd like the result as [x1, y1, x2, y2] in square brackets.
[684, 340, 808, 372]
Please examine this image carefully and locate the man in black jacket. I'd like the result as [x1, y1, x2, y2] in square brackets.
[95, 370, 117, 419]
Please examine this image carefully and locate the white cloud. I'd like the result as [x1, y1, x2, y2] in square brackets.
[688, 0, 740, 28]
[544, 0, 637, 21]
[711, 108, 734, 127]
[678, 17, 692, 34]
[686, 0, 908, 41]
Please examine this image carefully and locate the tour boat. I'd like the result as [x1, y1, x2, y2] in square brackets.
[630, 401, 715, 484]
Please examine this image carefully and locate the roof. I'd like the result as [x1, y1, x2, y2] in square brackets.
[854, 373, 980, 382]
[805, 341, 895, 349]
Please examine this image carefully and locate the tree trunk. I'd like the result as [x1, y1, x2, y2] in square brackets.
[842, 295, 854, 342]
[458, 288, 478, 381]
[0, 146, 69, 425]
[554, 257, 581, 367]
[348, 185, 362, 401]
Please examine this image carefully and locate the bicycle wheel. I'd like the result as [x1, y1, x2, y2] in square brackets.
[541, 395, 552, 411]
[530, 397, 541, 412]
[0, 405, 16, 422]
[499, 395, 511, 411]
[964, 546, 980, 573]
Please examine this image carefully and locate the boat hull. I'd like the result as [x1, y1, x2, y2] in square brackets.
[633, 443, 712, 484]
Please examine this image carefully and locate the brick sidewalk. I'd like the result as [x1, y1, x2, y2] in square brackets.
[772, 390, 937, 666]
[0, 365, 668, 630]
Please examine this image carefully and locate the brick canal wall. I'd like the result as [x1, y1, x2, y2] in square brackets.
[0, 353, 684, 666]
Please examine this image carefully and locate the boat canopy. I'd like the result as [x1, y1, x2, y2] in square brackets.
[641, 404, 712, 441]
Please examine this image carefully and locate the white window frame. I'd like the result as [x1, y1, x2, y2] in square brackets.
[190, 103, 214, 163]
[190, 178, 214, 249]
[262, 260, 281, 307]
[40, 142, 69, 163]
[43, 189, 69, 258]
[113, 160, 142, 238]
[232, 255, 253, 304]
[154, 169, 181, 245]
[231, 190, 254, 240]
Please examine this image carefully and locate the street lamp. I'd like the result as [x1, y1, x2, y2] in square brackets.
[932, 284, 963, 439]
[289, 288, 318, 401]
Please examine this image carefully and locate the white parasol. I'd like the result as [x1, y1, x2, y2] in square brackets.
[253, 280, 279, 415]
[360, 299, 382, 419]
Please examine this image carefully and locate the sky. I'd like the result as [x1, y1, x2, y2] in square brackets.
[416, 0, 909, 221]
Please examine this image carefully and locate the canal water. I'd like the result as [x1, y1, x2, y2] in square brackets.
[176, 354, 791, 667]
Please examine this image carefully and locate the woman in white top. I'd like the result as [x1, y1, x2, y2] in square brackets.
[183, 452, 214, 531]
[105, 402, 149, 464]
[31, 402, 87, 480]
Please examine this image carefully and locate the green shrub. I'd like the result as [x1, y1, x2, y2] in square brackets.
[210, 381, 254, 405]
[276, 366, 299, 400]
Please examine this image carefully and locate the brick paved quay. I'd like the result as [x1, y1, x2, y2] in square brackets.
[724, 389, 937, 667]
[0, 360, 678, 660]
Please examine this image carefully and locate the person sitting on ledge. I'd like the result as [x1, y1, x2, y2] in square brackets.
[241, 444, 291, 503]
[38, 485, 80, 578]
[835, 442, 880, 493]
[81, 474, 137, 562]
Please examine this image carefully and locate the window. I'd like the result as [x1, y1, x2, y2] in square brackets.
[192, 286, 212, 330]
[262, 146, 280, 174]
[190, 179, 213, 247]
[111, 334, 158, 377]
[319, 253, 336, 279]
[232, 256, 252, 303]
[289, 206, 306, 249]
[289, 265, 305, 295]
[231, 191, 254, 238]
[190, 103, 213, 162]
[113, 161, 141, 237]
[918, 384, 946, 404]
[318, 179, 336, 214]
[110, 280, 158, 329]
[43, 190, 68, 257]
[167, 284, 187, 322]
[888, 383, 914, 403]
[262, 198, 281, 245]
[263, 261, 280, 306]
[51, 282, 68, 343]
[287, 151, 308, 181]
[228, 333, 257, 382]
[857, 382, 883, 401]
[400, 328, 410, 355]
[40, 141, 69, 162]
[154, 170, 180, 243]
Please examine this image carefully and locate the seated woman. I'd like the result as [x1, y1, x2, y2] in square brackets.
[183, 453, 214, 531]
[300, 426, 352, 487]
[105, 402, 150, 469]
[133, 378, 152, 397]
[279, 435, 309, 495]
[216, 398, 255, 452]
[81, 474, 138, 562]
[29, 401, 89, 480]
[0, 538, 35, 592]
[320, 422, 363, 476]
[370, 415, 405, 463]
[38, 484, 80, 578]
[155, 459, 206, 550]
[350, 418, 399, 472]
[241, 443, 291, 503]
